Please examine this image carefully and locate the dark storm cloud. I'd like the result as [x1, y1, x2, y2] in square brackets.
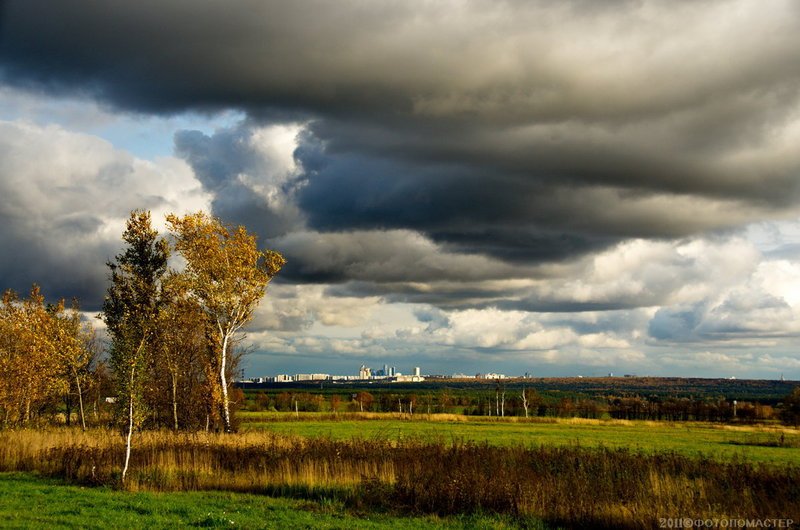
[293, 140, 732, 262]
[5, 0, 800, 294]
[0, 227, 112, 305]
[0, 1, 428, 116]
[292, 129, 787, 271]
[325, 281, 519, 309]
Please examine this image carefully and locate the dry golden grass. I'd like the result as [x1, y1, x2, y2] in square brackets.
[246, 410, 799, 435]
[0, 428, 398, 495]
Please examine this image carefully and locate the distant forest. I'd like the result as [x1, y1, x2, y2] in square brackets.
[240, 377, 800, 424]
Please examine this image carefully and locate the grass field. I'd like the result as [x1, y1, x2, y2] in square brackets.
[0, 472, 537, 529]
[242, 412, 800, 466]
[2, 422, 798, 529]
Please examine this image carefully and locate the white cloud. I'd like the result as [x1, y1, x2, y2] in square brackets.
[756, 259, 800, 307]
[249, 123, 302, 178]
[518, 236, 761, 310]
[241, 224, 800, 377]
[0, 119, 211, 303]
[250, 284, 384, 332]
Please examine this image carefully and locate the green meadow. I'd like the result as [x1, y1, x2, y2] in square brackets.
[242, 413, 800, 466]
[0, 472, 535, 530]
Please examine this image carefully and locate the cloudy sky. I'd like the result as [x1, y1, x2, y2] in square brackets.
[2, 0, 800, 379]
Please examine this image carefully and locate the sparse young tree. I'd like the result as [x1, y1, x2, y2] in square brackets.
[87, 359, 113, 422]
[102, 211, 169, 482]
[154, 277, 211, 431]
[54, 300, 97, 430]
[166, 212, 284, 432]
[495, 381, 506, 417]
[521, 387, 529, 418]
[330, 394, 341, 414]
[354, 391, 374, 412]
[438, 390, 452, 414]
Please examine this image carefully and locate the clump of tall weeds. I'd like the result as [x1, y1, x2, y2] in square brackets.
[387, 443, 800, 528]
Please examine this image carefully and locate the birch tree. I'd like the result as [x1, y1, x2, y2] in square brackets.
[102, 211, 168, 482]
[521, 387, 529, 418]
[156, 277, 210, 431]
[54, 300, 97, 430]
[166, 212, 284, 433]
[522, 387, 541, 418]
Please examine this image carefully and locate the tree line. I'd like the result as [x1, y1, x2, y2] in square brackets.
[0, 210, 284, 480]
[250, 386, 800, 424]
[0, 286, 99, 427]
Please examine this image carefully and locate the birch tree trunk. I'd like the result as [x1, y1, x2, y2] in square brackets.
[121, 364, 136, 484]
[219, 332, 231, 433]
[171, 371, 178, 431]
[521, 389, 529, 418]
[76, 375, 86, 431]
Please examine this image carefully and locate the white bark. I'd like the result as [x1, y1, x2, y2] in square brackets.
[121, 338, 146, 483]
[171, 371, 178, 431]
[220, 331, 231, 432]
[121, 365, 135, 484]
[76, 375, 86, 431]
[521, 389, 529, 418]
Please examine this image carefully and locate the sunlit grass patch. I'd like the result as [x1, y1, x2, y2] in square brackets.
[243, 415, 800, 466]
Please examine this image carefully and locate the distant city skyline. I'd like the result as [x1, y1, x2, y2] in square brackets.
[2, 2, 800, 380]
[239, 356, 788, 381]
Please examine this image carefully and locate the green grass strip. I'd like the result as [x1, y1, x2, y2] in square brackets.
[0, 472, 548, 529]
